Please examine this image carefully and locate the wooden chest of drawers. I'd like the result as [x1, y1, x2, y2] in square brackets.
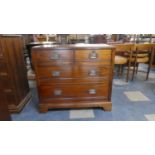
[32, 44, 115, 112]
[0, 35, 31, 113]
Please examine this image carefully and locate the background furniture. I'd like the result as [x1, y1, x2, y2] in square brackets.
[0, 94, 11, 121]
[57, 34, 69, 44]
[132, 44, 154, 80]
[151, 43, 155, 67]
[0, 35, 31, 113]
[32, 44, 115, 112]
[114, 44, 134, 82]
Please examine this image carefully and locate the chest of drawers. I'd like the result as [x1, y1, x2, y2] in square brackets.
[0, 35, 31, 113]
[32, 44, 115, 112]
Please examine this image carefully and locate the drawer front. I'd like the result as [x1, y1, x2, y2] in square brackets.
[75, 50, 112, 62]
[38, 82, 109, 99]
[37, 65, 111, 79]
[35, 50, 74, 62]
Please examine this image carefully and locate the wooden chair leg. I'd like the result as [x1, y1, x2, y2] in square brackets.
[126, 64, 130, 82]
[146, 50, 154, 80]
[146, 64, 151, 80]
[132, 62, 137, 81]
[120, 65, 124, 77]
[136, 63, 139, 74]
[121, 65, 124, 76]
[118, 65, 122, 77]
[117, 65, 119, 76]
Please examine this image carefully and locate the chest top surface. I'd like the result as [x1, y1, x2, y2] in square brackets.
[32, 43, 115, 51]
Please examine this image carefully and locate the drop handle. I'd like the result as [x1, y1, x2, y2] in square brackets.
[50, 53, 60, 60]
[54, 89, 62, 96]
[52, 71, 60, 77]
[88, 89, 96, 95]
[88, 70, 97, 76]
[89, 51, 98, 59]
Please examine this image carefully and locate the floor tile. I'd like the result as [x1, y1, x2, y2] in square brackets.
[69, 109, 95, 119]
[149, 73, 155, 79]
[124, 91, 150, 102]
[113, 79, 128, 86]
[144, 114, 155, 121]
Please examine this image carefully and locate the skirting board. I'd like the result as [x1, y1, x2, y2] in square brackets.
[8, 91, 31, 113]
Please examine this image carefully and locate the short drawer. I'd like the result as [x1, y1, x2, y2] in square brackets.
[38, 82, 109, 99]
[34, 50, 74, 62]
[37, 65, 111, 79]
[75, 49, 112, 63]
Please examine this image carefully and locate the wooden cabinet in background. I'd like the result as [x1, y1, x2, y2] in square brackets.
[0, 94, 11, 121]
[32, 44, 115, 112]
[0, 35, 31, 113]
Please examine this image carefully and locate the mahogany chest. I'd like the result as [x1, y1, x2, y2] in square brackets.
[32, 44, 115, 112]
[0, 35, 31, 113]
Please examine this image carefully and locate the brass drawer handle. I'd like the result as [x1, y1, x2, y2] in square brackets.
[89, 51, 98, 59]
[88, 70, 97, 76]
[88, 89, 96, 94]
[54, 89, 62, 96]
[3, 89, 12, 93]
[52, 71, 60, 77]
[50, 53, 60, 60]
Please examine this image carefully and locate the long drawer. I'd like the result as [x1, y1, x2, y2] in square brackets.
[38, 82, 109, 100]
[36, 65, 111, 79]
[34, 49, 74, 62]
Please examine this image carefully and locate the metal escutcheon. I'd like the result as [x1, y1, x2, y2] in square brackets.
[89, 70, 97, 76]
[88, 89, 96, 94]
[50, 53, 60, 60]
[89, 51, 98, 59]
[54, 89, 62, 96]
[52, 71, 60, 77]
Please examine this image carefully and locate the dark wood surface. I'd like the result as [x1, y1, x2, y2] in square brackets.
[151, 44, 155, 67]
[0, 35, 31, 113]
[32, 44, 114, 112]
[0, 94, 11, 121]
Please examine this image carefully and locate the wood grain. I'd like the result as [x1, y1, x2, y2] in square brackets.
[0, 35, 31, 113]
[32, 44, 114, 112]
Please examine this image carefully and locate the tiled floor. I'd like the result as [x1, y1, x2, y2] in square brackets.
[69, 109, 95, 119]
[144, 114, 155, 121]
[124, 91, 150, 102]
[11, 65, 155, 121]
